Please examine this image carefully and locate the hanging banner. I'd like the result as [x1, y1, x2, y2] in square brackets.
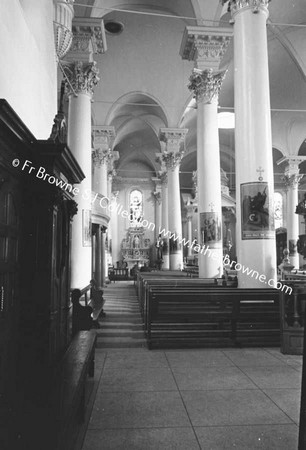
[241, 182, 274, 240]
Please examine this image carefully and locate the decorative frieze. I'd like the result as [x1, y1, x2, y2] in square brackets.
[180, 26, 232, 70]
[158, 128, 188, 171]
[188, 68, 227, 104]
[63, 60, 99, 96]
[70, 17, 107, 57]
[92, 126, 116, 145]
[159, 128, 188, 152]
[221, 0, 271, 16]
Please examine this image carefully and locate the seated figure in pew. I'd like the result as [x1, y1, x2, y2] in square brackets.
[90, 278, 106, 319]
[71, 289, 93, 336]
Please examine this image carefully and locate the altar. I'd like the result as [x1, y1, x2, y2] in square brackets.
[121, 228, 151, 268]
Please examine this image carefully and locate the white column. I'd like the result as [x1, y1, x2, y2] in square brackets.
[92, 127, 115, 198]
[279, 157, 306, 269]
[65, 61, 99, 288]
[181, 27, 231, 278]
[160, 172, 169, 269]
[152, 178, 162, 240]
[229, 0, 276, 287]
[186, 209, 193, 257]
[190, 70, 226, 277]
[287, 179, 300, 269]
[111, 191, 119, 265]
[159, 129, 188, 270]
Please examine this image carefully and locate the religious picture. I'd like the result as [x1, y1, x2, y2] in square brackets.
[82, 209, 92, 247]
[241, 182, 274, 240]
[200, 212, 222, 246]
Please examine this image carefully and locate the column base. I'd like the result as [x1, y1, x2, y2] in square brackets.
[170, 252, 183, 271]
[198, 250, 223, 279]
[161, 254, 170, 270]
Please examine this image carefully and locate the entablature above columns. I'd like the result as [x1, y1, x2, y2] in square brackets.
[69, 17, 107, 61]
[180, 26, 232, 71]
[158, 128, 188, 171]
[92, 126, 117, 168]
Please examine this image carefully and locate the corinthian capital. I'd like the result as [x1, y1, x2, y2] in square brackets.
[158, 128, 188, 171]
[189, 68, 227, 104]
[92, 148, 113, 167]
[221, 0, 271, 17]
[63, 61, 99, 96]
[282, 174, 303, 189]
[159, 171, 168, 185]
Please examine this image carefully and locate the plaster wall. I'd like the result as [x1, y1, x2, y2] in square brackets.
[0, 0, 57, 138]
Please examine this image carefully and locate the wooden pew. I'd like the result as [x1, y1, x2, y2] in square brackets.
[137, 274, 236, 328]
[145, 287, 279, 349]
[53, 330, 97, 450]
[108, 267, 130, 282]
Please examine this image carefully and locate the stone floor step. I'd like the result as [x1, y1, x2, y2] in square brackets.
[96, 281, 145, 349]
[100, 323, 143, 329]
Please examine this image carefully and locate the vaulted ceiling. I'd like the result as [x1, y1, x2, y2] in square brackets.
[74, 0, 306, 192]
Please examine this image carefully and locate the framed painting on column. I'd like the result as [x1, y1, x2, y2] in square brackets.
[241, 182, 274, 240]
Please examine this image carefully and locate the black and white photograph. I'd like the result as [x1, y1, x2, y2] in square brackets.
[1, 1, 306, 449]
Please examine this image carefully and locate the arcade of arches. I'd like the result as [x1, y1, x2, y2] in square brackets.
[1, 0, 306, 449]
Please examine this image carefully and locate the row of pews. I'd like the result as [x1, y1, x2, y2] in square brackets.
[136, 271, 281, 350]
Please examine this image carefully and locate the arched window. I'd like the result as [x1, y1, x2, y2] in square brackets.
[129, 189, 143, 227]
[274, 192, 283, 229]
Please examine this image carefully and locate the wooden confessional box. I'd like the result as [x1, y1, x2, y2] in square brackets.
[0, 100, 84, 447]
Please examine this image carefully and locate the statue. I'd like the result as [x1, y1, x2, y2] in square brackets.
[133, 235, 140, 248]
[156, 234, 163, 260]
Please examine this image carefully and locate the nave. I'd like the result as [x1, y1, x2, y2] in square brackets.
[77, 282, 302, 450]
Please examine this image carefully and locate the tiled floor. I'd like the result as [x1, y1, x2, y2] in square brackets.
[79, 347, 302, 450]
[76, 282, 303, 450]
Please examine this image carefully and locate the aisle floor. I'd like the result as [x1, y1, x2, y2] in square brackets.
[77, 283, 302, 450]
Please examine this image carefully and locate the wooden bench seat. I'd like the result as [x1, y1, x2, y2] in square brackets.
[53, 330, 97, 450]
[109, 268, 130, 282]
[144, 287, 280, 349]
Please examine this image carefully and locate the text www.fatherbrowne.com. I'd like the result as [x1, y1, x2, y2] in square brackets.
[157, 227, 292, 295]
[13, 158, 292, 295]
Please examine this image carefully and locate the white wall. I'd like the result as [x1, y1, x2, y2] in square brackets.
[0, 0, 57, 138]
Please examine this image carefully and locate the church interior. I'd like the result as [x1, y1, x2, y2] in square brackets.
[1, 0, 306, 449]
